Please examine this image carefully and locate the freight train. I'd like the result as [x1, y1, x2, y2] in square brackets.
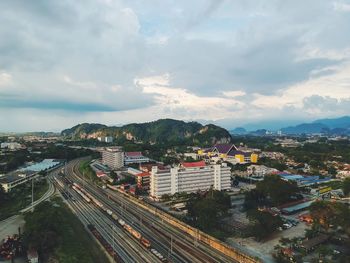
[73, 182, 165, 259]
[87, 224, 118, 260]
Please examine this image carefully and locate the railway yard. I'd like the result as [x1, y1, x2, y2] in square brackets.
[51, 158, 242, 263]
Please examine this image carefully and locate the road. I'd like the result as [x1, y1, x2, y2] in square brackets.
[56, 158, 240, 263]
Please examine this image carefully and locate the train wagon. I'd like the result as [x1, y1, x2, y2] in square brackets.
[72, 185, 91, 203]
[124, 224, 141, 240]
[87, 224, 117, 258]
[141, 237, 151, 248]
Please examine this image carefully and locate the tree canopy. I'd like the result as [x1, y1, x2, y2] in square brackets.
[253, 174, 301, 206]
[343, 177, 350, 196]
[186, 189, 231, 231]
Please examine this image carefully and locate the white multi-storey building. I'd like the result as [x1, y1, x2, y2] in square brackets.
[150, 161, 231, 199]
[102, 147, 124, 169]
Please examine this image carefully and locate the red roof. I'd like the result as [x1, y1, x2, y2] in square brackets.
[136, 172, 150, 177]
[182, 160, 206, 168]
[125, 151, 143, 157]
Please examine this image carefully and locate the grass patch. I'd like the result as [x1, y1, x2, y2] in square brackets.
[0, 179, 48, 221]
[24, 197, 109, 263]
[78, 160, 100, 184]
[316, 180, 343, 190]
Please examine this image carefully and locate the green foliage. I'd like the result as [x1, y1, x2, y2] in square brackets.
[186, 189, 231, 231]
[115, 175, 135, 185]
[24, 198, 108, 263]
[258, 157, 287, 171]
[244, 189, 267, 210]
[79, 160, 99, 183]
[247, 210, 283, 240]
[0, 180, 48, 221]
[61, 119, 232, 147]
[310, 201, 350, 237]
[343, 177, 350, 196]
[0, 149, 30, 173]
[0, 185, 6, 203]
[256, 174, 301, 206]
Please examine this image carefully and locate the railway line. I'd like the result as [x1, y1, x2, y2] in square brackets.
[63, 158, 239, 263]
[48, 158, 246, 262]
[52, 173, 159, 263]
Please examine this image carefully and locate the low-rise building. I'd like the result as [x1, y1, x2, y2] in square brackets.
[0, 159, 62, 192]
[136, 172, 150, 190]
[198, 143, 258, 164]
[150, 161, 231, 200]
[97, 136, 114, 143]
[124, 152, 150, 165]
[246, 165, 278, 177]
[0, 171, 38, 192]
[1, 142, 23, 150]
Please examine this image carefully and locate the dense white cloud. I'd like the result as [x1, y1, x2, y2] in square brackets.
[0, 0, 349, 131]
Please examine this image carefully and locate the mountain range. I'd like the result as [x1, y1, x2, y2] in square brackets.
[230, 116, 350, 135]
[62, 119, 232, 145]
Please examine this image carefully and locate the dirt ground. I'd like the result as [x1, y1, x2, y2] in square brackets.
[228, 216, 310, 263]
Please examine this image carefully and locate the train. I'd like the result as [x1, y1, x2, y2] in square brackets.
[72, 185, 91, 203]
[87, 224, 118, 260]
[53, 177, 64, 188]
[74, 182, 157, 253]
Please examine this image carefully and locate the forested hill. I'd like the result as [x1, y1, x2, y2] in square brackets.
[61, 119, 231, 146]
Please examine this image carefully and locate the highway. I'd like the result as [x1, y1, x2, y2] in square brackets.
[56, 158, 239, 263]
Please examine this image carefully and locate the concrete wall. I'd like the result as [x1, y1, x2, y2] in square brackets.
[117, 189, 260, 263]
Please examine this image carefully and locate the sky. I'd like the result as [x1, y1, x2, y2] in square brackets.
[0, 0, 350, 132]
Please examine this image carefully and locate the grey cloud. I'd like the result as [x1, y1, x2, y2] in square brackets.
[0, 0, 350, 131]
[303, 95, 350, 112]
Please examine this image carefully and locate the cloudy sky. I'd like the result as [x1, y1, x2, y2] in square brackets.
[0, 0, 350, 132]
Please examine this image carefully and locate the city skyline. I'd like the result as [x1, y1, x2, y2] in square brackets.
[1, 0, 350, 132]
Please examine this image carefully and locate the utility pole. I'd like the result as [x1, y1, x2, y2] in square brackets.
[112, 224, 116, 262]
[31, 177, 34, 212]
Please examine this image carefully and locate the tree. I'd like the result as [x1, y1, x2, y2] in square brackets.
[0, 185, 6, 203]
[255, 175, 300, 206]
[343, 177, 350, 196]
[309, 201, 335, 231]
[186, 190, 231, 231]
[247, 210, 283, 240]
[244, 189, 266, 210]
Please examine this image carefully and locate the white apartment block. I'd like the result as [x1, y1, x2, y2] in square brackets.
[102, 148, 124, 169]
[150, 163, 231, 199]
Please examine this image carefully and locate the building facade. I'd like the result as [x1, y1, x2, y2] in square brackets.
[198, 143, 258, 164]
[124, 152, 150, 165]
[150, 161, 231, 199]
[102, 147, 124, 169]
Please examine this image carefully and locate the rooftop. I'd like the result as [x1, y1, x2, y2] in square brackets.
[213, 144, 237, 154]
[182, 160, 206, 168]
[125, 151, 143, 157]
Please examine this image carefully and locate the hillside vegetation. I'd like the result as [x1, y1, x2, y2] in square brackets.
[62, 119, 231, 146]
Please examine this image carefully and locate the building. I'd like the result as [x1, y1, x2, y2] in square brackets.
[1, 142, 23, 150]
[150, 161, 231, 199]
[0, 171, 38, 192]
[0, 159, 62, 192]
[97, 136, 114, 143]
[136, 172, 150, 190]
[102, 147, 124, 169]
[198, 143, 258, 164]
[247, 165, 278, 177]
[124, 152, 150, 165]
